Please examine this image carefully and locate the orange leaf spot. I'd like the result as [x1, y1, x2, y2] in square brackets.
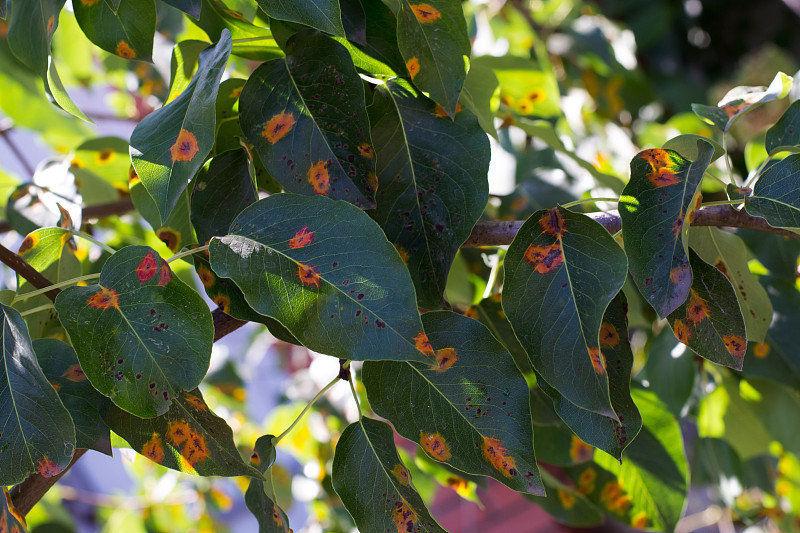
[357, 142, 374, 158]
[406, 56, 420, 79]
[669, 266, 690, 285]
[128, 165, 139, 186]
[296, 263, 321, 289]
[37, 456, 62, 477]
[686, 289, 710, 325]
[156, 227, 181, 253]
[557, 489, 576, 509]
[601, 481, 631, 514]
[721, 100, 748, 119]
[94, 149, 116, 166]
[272, 506, 283, 526]
[61, 364, 86, 382]
[182, 391, 208, 412]
[115, 40, 136, 59]
[671, 214, 684, 240]
[391, 500, 419, 533]
[229, 86, 243, 99]
[631, 511, 650, 529]
[523, 243, 564, 274]
[410, 3, 441, 23]
[46, 16, 55, 35]
[714, 260, 731, 281]
[18, 232, 39, 255]
[250, 450, 260, 467]
[569, 435, 593, 462]
[197, 264, 215, 287]
[753, 342, 770, 358]
[158, 261, 172, 286]
[169, 129, 199, 163]
[87, 287, 119, 310]
[213, 294, 231, 313]
[434, 347, 457, 372]
[136, 251, 158, 283]
[420, 431, 451, 461]
[527, 89, 547, 102]
[394, 244, 410, 264]
[599, 322, 619, 348]
[367, 172, 379, 194]
[673, 319, 692, 344]
[434, 102, 462, 117]
[588, 347, 606, 375]
[142, 433, 165, 464]
[577, 467, 596, 495]
[391, 463, 411, 486]
[80, 0, 100, 5]
[261, 111, 297, 144]
[724, 334, 746, 359]
[638, 149, 681, 187]
[307, 161, 330, 196]
[482, 436, 518, 477]
[167, 419, 209, 466]
[464, 307, 479, 320]
[538, 208, 567, 237]
[289, 226, 314, 249]
[413, 332, 435, 358]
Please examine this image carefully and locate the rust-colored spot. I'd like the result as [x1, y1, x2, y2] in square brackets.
[673, 319, 692, 344]
[434, 347, 457, 372]
[357, 142, 374, 159]
[577, 467, 596, 495]
[539, 208, 567, 237]
[631, 511, 650, 529]
[88, 287, 119, 310]
[50, 381, 61, 392]
[250, 450, 260, 467]
[686, 289, 710, 325]
[410, 3, 441, 23]
[599, 322, 619, 348]
[18, 232, 39, 255]
[142, 433, 165, 464]
[482, 436, 518, 478]
[671, 214, 684, 240]
[600, 481, 632, 513]
[557, 489, 576, 509]
[528, 89, 547, 102]
[70, 156, 86, 168]
[95, 149, 116, 166]
[289, 226, 314, 249]
[115, 40, 136, 59]
[714, 260, 731, 281]
[638, 149, 681, 188]
[307, 161, 330, 196]
[446, 476, 468, 492]
[406, 56, 420, 79]
[296, 263, 321, 289]
[183, 391, 208, 412]
[724, 335, 746, 359]
[588, 347, 606, 375]
[229, 86, 243, 100]
[197, 264, 215, 287]
[434, 102, 462, 117]
[464, 307, 479, 320]
[420, 431, 451, 461]
[128, 165, 139, 186]
[167, 419, 209, 466]
[80, 0, 100, 4]
[523, 243, 564, 274]
[272, 506, 283, 526]
[156, 227, 181, 253]
[754, 342, 770, 358]
[669, 266, 690, 285]
[213, 294, 231, 313]
[391, 463, 411, 486]
[391, 500, 418, 533]
[46, 16, 55, 35]
[158, 261, 172, 286]
[37, 456, 62, 477]
[721, 100, 749, 119]
[569, 435, 593, 462]
[394, 244, 410, 264]
[137, 251, 159, 283]
[367, 172, 379, 193]
[261, 111, 297, 145]
[169, 129, 200, 162]
[414, 332, 435, 358]
[687, 192, 703, 223]
[225, 8, 246, 20]
[62, 364, 86, 382]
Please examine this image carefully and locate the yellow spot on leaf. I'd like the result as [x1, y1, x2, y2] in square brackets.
[250, 450, 260, 466]
[367, 172, 379, 194]
[754, 342, 770, 358]
[434, 347, 457, 372]
[599, 322, 619, 347]
[588, 347, 606, 375]
[94, 149, 116, 166]
[197, 264, 215, 287]
[464, 307, 478, 320]
[577, 467, 596, 495]
[394, 244, 410, 264]
[156, 227, 181, 253]
[420, 431, 451, 461]
[569, 435, 593, 462]
[686, 289, 710, 325]
[638, 149, 681, 188]
[80, 0, 100, 5]
[87, 287, 119, 310]
[183, 391, 208, 412]
[601, 481, 632, 514]
[406, 56, 420, 79]
[482, 436, 518, 477]
[307, 161, 330, 195]
[391, 464, 411, 486]
[673, 319, 692, 344]
[115, 41, 136, 60]
[523, 243, 564, 274]
[724, 334, 746, 359]
[169, 129, 200, 162]
[213, 294, 231, 313]
[167, 419, 209, 467]
[142, 433, 165, 464]
[391, 500, 418, 533]
[414, 332, 435, 358]
[557, 489, 576, 509]
[631, 511, 649, 528]
[289, 226, 314, 249]
[46, 16, 55, 35]
[18, 232, 39, 255]
[261, 111, 297, 144]
[670, 266, 690, 285]
[410, 3, 441, 23]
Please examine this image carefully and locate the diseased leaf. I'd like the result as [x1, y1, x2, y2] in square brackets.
[195, 0, 282, 60]
[503, 207, 628, 418]
[35, 338, 112, 455]
[71, 137, 132, 199]
[472, 55, 561, 118]
[0, 304, 75, 486]
[239, 30, 376, 209]
[362, 311, 543, 494]
[766, 99, 800, 153]
[667, 250, 747, 370]
[7, 0, 64, 76]
[245, 435, 291, 532]
[130, 30, 232, 225]
[0, 487, 27, 532]
[620, 139, 714, 317]
[662, 134, 724, 163]
[256, 0, 345, 37]
[208, 194, 431, 363]
[72, 0, 156, 61]
[745, 153, 800, 228]
[332, 417, 447, 533]
[529, 470, 604, 527]
[105, 388, 261, 477]
[369, 79, 489, 309]
[55, 245, 214, 418]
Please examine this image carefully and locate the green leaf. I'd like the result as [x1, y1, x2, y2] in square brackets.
[105, 388, 261, 477]
[640, 328, 697, 417]
[71, 136, 131, 201]
[503, 207, 628, 418]
[0, 487, 27, 532]
[163, 0, 201, 19]
[688, 226, 772, 342]
[7, 0, 65, 77]
[468, 294, 532, 374]
[195, 0, 282, 61]
[239, 30, 377, 209]
[662, 134, 724, 163]
[766, 99, 800, 153]
[213, 78, 246, 155]
[245, 435, 291, 532]
[34, 338, 112, 455]
[362, 311, 543, 494]
[620, 139, 714, 317]
[209, 194, 431, 363]
[345, 0, 405, 76]
[396, 0, 470, 117]
[256, 0, 344, 37]
[46, 58, 93, 122]
[0, 303, 75, 486]
[460, 63, 500, 139]
[72, 0, 156, 61]
[129, 173, 197, 255]
[167, 39, 209, 103]
[472, 55, 561, 118]
[368, 79, 490, 309]
[130, 29, 232, 225]
[530, 470, 604, 527]
[332, 417, 447, 533]
[666, 249, 747, 370]
[593, 388, 689, 532]
[55, 245, 214, 418]
[745, 153, 800, 228]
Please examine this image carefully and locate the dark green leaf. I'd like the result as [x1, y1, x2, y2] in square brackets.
[461, 63, 500, 139]
[332, 417, 447, 533]
[0, 304, 75, 486]
[213, 78, 246, 155]
[208, 194, 431, 363]
[130, 175, 197, 255]
[469, 294, 531, 374]
[7, 0, 65, 76]
[196, 0, 282, 60]
[503, 207, 628, 418]
[339, 0, 366, 45]
[34, 338, 112, 455]
[167, 39, 209, 102]
[55, 245, 214, 417]
[369, 79, 489, 309]
[745, 153, 800, 228]
[640, 328, 697, 417]
[73, 0, 156, 61]
[667, 250, 747, 370]
[245, 435, 291, 532]
[239, 30, 376, 209]
[737, 228, 800, 281]
[105, 388, 261, 477]
[363, 311, 543, 494]
[130, 30, 231, 224]
[351, 0, 405, 75]
[766, 99, 800, 153]
[162, 0, 201, 19]
[529, 470, 604, 526]
[256, 0, 344, 36]
[620, 140, 714, 317]
[691, 438, 743, 507]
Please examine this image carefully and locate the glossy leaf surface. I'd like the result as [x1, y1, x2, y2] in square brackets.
[745, 153, 800, 228]
[72, 0, 155, 61]
[55, 245, 214, 417]
[257, 0, 344, 36]
[620, 140, 713, 317]
[7, 0, 64, 76]
[239, 31, 376, 209]
[503, 207, 628, 418]
[766, 99, 800, 152]
[332, 417, 447, 533]
[209, 194, 430, 363]
[363, 311, 543, 494]
[245, 435, 291, 532]
[130, 30, 231, 224]
[369, 80, 490, 309]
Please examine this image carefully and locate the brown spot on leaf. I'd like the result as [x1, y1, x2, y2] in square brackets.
[296, 263, 321, 288]
[197, 264, 215, 287]
[167, 419, 209, 467]
[391, 463, 411, 486]
[420, 431, 451, 461]
[434, 102, 462, 117]
[588, 347, 606, 375]
[261, 111, 297, 144]
[169, 129, 199, 162]
[724, 335, 746, 359]
[406, 56, 420, 79]
[95, 149, 116, 166]
[599, 322, 619, 347]
[434, 347, 457, 372]
[523, 243, 564, 274]
[391, 500, 418, 533]
[307, 161, 330, 195]
[18, 232, 39, 255]
[673, 319, 692, 344]
[37, 456, 62, 477]
[156, 227, 181, 253]
[569, 435, 593, 462]
[87, 288, 119, 310]
[357, 142, 374, 158]
[686, 289, 710, 325]
[482, 436, 518, 477]
[539, 208, 567, 237]
[289, 226, 314, 249]
[753, 342, 770, 358]
[413, 332, 435, 357]
[213, 294, 231, 313]
[62, 364, 86, 382]
[142, 433, 165, 464]
[410, 3, 441, 23]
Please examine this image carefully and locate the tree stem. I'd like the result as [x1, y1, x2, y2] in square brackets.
[11, 273, 101, 304]
[274, 375, 340, 445]
[70, 230, 117, 255]
[167, 244, 209, 263]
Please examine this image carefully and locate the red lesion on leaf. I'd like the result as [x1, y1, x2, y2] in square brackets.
[482, 436, 518, 478]
[410, 3, 442, 23]
[289, 226, 314, 249]
[557, 489, 576, 509]
[197, 264, 215, 287]
[137, 252, 159, 283]
[115, 41, 136, 59]
[18, 232, 39, 255]
[213, 294, 231, 313]
[434, 102, 462, 117]
[158, 261, 172, 286]
[391, 463, 411, 486]
[169, 129, 200, 163]
[142, 433, 166, 464]
[714, 260, 731, 281]
[753, 342, 770, 358]
[638, 148, 682, 188]
[391, 500, 419, 533]
[261, 111, 297, 145]
[686, 289, 711, 325]
[569, 435, 594, 462]
[406, 57, 420, 79]
[599, 322, 619, 347]
[357, 142, 374, 159]
[673, 319, 692, 344]
[724, 335, 746, 358]
[413, 332, 435, 358]
[538, 208, 567, 237]
[167, 419, 209, 467]
[523, 243, 564, 274]
[87, 287, 119, 310]
[307, 161, 330, 196]
[156, 227, 181, 253]
[37, 456, 62, 477]
[296, 263, 321, 289]
[420, 431, 451, 461]
[61, 364, 87, 382]
[588, 347, 606, 375]
[433, 347, 457, 372]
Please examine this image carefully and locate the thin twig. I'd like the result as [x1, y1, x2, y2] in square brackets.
[0, 197, 135, 235]
[0, 127, 34, 177]
[0, 244, 61, 301]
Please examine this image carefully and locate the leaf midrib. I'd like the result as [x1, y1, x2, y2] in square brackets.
[2, 313, 35, 469]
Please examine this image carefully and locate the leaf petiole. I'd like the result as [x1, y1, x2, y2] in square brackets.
[19, 303, 55, 317]
[166, 244, 210, 264]
[701, 199, 745, 207]
[69, 230, 117, 255]
[11, 273, 101, 304]
[273, 374, 341, 445]
[560, 197, 619, 209]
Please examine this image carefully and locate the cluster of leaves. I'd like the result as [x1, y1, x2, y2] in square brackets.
[1, 0, 800, 532]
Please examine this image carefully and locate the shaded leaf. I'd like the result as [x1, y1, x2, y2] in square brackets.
[766, 99, 800, 153]
[363, 311, 543, 494]
[163, 0, 201, 19]
[0, 488, 27, 532]
[639, 328, 697, 417]
[213, 78, 247, 155]
[7, 0, 64, 77]
[662, 134, 724, 163]
[339, 0, 366, 45]
[130, 173, 196, 255]
[461, 63, 500, 139]
[620, 139, 714, 317]
[503, 207, 628, 418]
[468, 294, 531, 374]
[0, 304, 75, 486]
[528, 470, 604, 527]
[239, 30, 376, 209]
[737, 228, 800, 281]
[208, 194, 430, 363]
[130, 30, 232, 224]
[72, 0, 156, 61]
[332, 417, 447, 533]
[256, 0, 344, 37]
[55, 245, 214, 417]
[745, 153, 800, 228]
[167, 39, 209, 103]
[105, 388, 261, 477]
[349, 0, 405, 75]
[245, 435, 291, 532]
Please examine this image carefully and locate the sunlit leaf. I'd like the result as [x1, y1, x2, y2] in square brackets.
[245, 435, 291, 532]
[73, 0, 155, 61]
[256, 0, 345, 37]
[461, 63, 500, 139]
[473, 55, 560, 118]
[745, 153, 800, 228]
[194, 0, 281, 60]
[766, 99, 800, 153]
